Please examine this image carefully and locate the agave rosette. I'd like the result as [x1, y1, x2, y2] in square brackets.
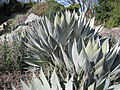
[11, 10, 120, 90]
[24, 10, 102, 66]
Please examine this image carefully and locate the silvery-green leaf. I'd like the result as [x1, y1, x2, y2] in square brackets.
[85, 39, 94, 59]
[65, 75, 73, 90]
[52, 53, 63, 66]
[39, 68, 50, 90]
[102, 39, 109, 55]
[90, 48, 102, 63]
[54, 13, 61, 27]
[94, 57, 105, 75]
[72, 39, 79, 71]
[108, 84, 120, 90]
[82, 57, 91, 73]
[106, 43, 119, 70]
[20, 79, 31, 90]
[65, 10, 71, 24]
[51, 69, 62, 90]
[45, 16, 53, 36]
[90, 17, 95, 29]
[111, 64, 120, 75]
[103, 75, 110, 90]
[88, 82, 95, 90]
[48, 35, 58, 49]
[11, 85, 16, 90]
[94, 25, 103, 35]
[78, 48, 88, 67]
[96, 77, 106, 90]
[31, 73, 43, 90]
[60, 45, 73, 71]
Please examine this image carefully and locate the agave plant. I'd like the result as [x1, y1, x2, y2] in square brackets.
[11, 10, 120, 89]
[24, 10, 103, 67]
[12, 58, 120, 90]
[12, 38, 120, 89]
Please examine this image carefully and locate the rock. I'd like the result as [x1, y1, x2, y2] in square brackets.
[109, 28, 120, 36]
[0, 22, 8, 35]
[0, 22, 7, 30]
[99, 28, 109, 37]
[99, 27, 120, 37]
[25, 13, 40, 24]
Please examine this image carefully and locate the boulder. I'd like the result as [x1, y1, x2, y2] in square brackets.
[99, 27, 120, 37]
[25, 13, 40, 24]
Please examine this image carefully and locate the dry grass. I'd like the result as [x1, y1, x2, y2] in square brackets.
[0, 71, 39, 90]
[28, 2, 49, 16]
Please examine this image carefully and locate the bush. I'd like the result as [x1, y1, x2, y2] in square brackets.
[28, 1, 65, 16]
[66, 3, 80, 13]
[0, 0, 34, 25]
[0, 34, 25, 71]
[94, 0, 120, 28]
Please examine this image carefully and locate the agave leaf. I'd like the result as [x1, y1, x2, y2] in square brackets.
[31, 73, 43, 90]
[95, 56, 109, 77]
[72, 39, 79, 71]
[60, 13, 64, 25]
[82, 57, 91, 73]
[27, 35, 46, 52]
[102, 39, 109, 55]
[94, 25, 103, 35]
[103, 74, 110, 90]
[39, 68, 51, 90]
[106, 43, 119, 70]
[54, 13, 61, 27]
[90, 48, 102, 63]
[24, 61, 39, 67]
[111, 64, 120, 75]
[44, 16, 53, 36]
[90, 17, 95, 29]
[77, 37, 83, 54]
[52, 52, 63, 67]
[88, 82, 95, 90]
[60, 44, 73, 71]
[65, 75, 73, 90]
[20, 79, 31, 90]
[55, 24, 66, 44]
[11, 85, 17, 90]
[95, 57, 105, 71]
[40, 19, 49, 36]
[65, 10, 72, 24]
[40, 38, 52, 52]
[93, 40, 99, 52]
[110, 53, 120, 71]
[85, 39, 94, 59]
[51, 69, 62, 90]
[78, 48, 88, 67]
[25, 42, 46, 54]
[81, 19, 90, 37]
[108, 84, 120, 90]
[48, 35, 58, 49]
[78, 17, 84, 35]
[96, 77, 106, 90]
[66, 39, 73, 59]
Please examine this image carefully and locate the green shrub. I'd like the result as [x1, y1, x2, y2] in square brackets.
[28, 1, 65, 16]
[0, 34, 26, 71]
[94, 0, 120, 28]
[66, 3, 80, 13]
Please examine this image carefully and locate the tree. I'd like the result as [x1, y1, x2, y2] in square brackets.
[94, 0, 120, 28]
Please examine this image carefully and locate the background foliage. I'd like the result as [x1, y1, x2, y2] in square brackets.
[94, 0, 120, 28]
